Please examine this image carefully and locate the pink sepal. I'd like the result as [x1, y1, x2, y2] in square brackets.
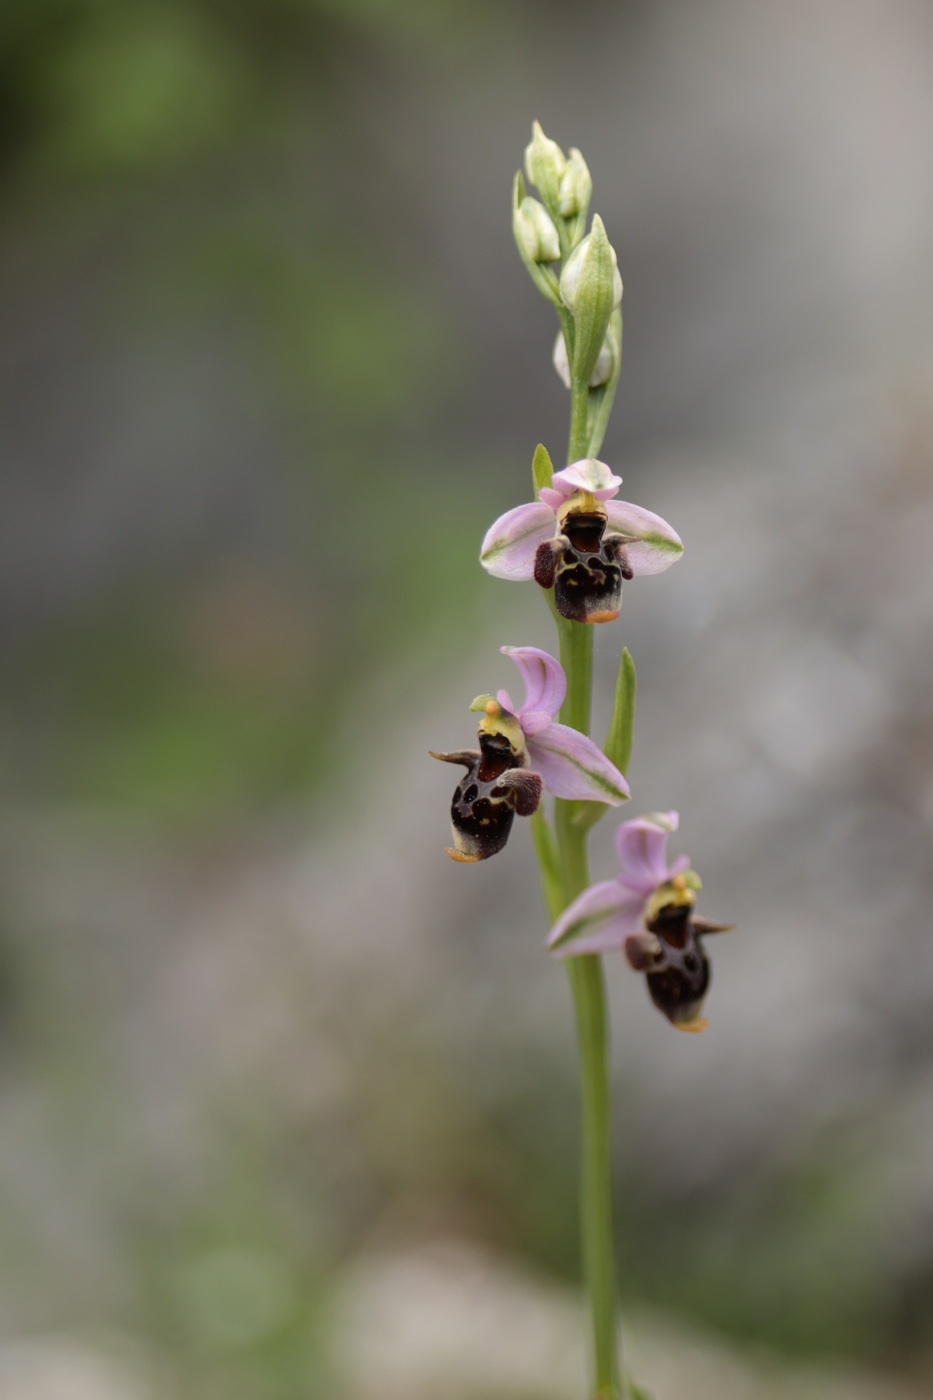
[526, 723, 629, 804]
[480, 502, 556, 580]
[604, 500, 683, 574]
[548, 880, 645, 955]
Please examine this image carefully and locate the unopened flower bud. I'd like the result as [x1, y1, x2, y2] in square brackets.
[513, 196, 561, 264]
[558, 215, 622, 385]
[553, 329, 614, 390]
[560, 216, 622, 311]
[524, 120, 566, 210]
[558, 147, 592, 219]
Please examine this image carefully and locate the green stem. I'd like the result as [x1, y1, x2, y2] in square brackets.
[556, 615, 593, 735]
[547, 377, 621, 1398]
[553, 801, 621, 1399]
[569, 951, 620, 1399]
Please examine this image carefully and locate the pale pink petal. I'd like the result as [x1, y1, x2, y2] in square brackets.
[614, 812, 687, 896]
[519, 710, 552, 737]
[496, 688, 515, 713]
[548, 880, 645, 955]
[480, 502, 556, 580]
[501, 645, 566, 718]
[604, 500, 684, 573]
[526, 723, 629, 803]
[552, 458, 622, 501]
[538, 487, 566, 511]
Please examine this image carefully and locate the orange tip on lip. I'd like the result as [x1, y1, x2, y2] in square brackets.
[585, 609, 620, 624]
[673, 1017, 709, 1034]
[445, 847, 480, 863]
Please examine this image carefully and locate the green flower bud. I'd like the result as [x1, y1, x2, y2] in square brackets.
[524, 120, 566, 210]
[552, 329, 615, 389]
[560, 216, 622, 310]
[513, 196, 561, 264]
[558, 147, 592, 219]
[511, 171, 561, 308]
[558, 215, 622, 385]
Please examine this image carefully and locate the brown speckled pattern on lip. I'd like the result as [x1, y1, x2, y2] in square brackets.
[625, 902, 733, 1030]
[533, 512, 634, 624]
[432, 732, 543, 862]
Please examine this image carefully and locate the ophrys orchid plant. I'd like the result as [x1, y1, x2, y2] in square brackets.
[431, 122, 733, 1400]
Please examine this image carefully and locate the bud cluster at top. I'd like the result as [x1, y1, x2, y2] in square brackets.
[512, 122, 622, 434]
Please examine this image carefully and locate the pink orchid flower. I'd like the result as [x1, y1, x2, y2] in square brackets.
[480, 458, 683, 624]
[431, 646, 629, 863]
[547, 811, 732, 1032]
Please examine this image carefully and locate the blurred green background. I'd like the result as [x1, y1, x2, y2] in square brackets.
[3, 2, 933, 1397]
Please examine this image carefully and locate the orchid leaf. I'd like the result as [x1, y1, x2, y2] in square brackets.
[572, 646, 635, 831]
[532, 442, 554, 497]
[605, 645, 636, 776]
[530, 808, 564, 921]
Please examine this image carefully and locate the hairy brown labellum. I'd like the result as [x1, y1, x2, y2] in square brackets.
[533, 512, 633, 624]
[431, 731, 543, 862]
[624, 904, 732, 1031]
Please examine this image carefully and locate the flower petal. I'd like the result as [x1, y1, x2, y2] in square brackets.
[526, 723, 630, 803]
[552, 458, 622, 501]
[496, 688, 515, 712]
[480, 502, 556, 580]
[614, 812, 687, 896]
[519, 710, 552, 737]
[501, 645, 566, 719]
[548, 879, 645, 955]
[604, 500, 683, 573]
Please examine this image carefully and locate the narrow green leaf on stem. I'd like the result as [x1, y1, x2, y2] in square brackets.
[558, 304, 576, 370]
[586, 307, 623, 459]
[571, 797, 608, 833]
[568, 378, 591, 467]
[532, 442, 555, 496]
[530, 807, 564, 920]
[571, 645, 635, 831]
[604, 645, 636, 777]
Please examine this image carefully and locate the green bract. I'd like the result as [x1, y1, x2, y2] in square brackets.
[559, 216, 622, 386]
[523, 119, 566, 211]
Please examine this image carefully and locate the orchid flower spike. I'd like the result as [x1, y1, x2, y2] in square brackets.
[547, 812, 733, 1031]
[480, 459, 683, 624]
[431, 646, 629, 863]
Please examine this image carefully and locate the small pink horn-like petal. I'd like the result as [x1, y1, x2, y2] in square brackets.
[548, 880, 645, 955]
[480, 502, 556, 580]
[501, 645, 566, 718]
[604, 500, 683, 574]
[537, 487, 565, 511]
[552, 459, 622, 501]
[614, 812, 686, 896]
[526, 723, 630, 804]
[496, 688, 515, 712]
[519, 710, 552, 737]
